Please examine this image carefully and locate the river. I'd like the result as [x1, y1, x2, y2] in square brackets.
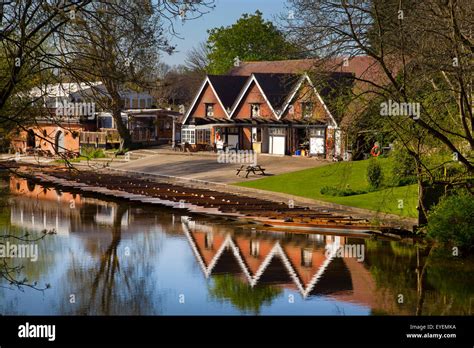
[0, 173, 472, 315]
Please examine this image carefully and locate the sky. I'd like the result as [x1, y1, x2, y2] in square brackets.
[160, 0, 289, 67]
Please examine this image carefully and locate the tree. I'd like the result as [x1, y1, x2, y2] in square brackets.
[207, 11, 302, 74]
[0, 1, 93, 111]
[54, 1, 213, 150]
[157, 66, 203, 108]
[0, 1, 96, 152]
[185, 41, 210, 73]
[54, 1, 159, 150]
[284, 0, 473, 173]
[6, 0, 213, 152]
[284, 0, 473, 223]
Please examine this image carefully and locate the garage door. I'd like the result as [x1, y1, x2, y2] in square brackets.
[310, 137, 325, 155]
[269, 135, 285, 155]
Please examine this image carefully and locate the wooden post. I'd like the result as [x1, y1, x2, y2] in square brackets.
[172, 118, 176, 149]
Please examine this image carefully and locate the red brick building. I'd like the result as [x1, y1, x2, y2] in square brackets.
[182, 68, 348, 158]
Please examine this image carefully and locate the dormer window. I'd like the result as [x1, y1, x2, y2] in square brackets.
[250, 103, 260, 118]
[205, 103, 214, 117]
[302, 102, 313, 118]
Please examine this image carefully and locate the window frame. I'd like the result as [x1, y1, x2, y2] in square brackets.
[205, 103, 215, 117]
[182, 128, 196, 144]
[196, 129, 211, 144]
[250, 103, 261, 118]
[302, 101, 314, 118]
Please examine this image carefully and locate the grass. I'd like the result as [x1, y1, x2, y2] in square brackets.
[55, 148, 107, 164]
[234, 157, 418, 218]
[55, 156, 88, 164]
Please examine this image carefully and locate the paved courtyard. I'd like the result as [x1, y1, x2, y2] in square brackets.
[111, 150, 330, 184]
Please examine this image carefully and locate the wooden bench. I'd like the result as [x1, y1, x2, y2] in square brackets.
[236, 165, 266, 178]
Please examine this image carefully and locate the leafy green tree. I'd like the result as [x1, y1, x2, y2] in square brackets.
[391, 142, 417, 186]
[207, 11, 301, 74]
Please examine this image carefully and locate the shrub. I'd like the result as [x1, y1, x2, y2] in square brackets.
[391, 146, 417, 186]
[80, 147, 105, 159]
[114, 148, 129, 156]
[367, 159, 384, 189]
[320, 185, 367, 196]
[426, 190, 474, 250]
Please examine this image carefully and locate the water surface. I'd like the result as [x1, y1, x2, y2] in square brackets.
[0, 174, 472, 315]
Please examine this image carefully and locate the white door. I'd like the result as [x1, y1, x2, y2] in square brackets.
[270, 135, 285, 155]
[227, 134, 239, 149]
[55, 131, 65, 153]
[310, 137, 325, 155]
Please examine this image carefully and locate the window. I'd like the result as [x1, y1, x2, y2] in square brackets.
[310, 128, 325, 137]
[146, 98, 152, 108]
[250, 240, 260, 257]
[140, 99, 146, 109]
[182, 128, 195, 144]
[302, 102, 313, 118]
[269, 127, 285, 136]
[132, 99, 138, 109]
[226, 127, 239, 134]
[301, 249, 313, 267]
[205, 103, 214, 117]
[250, 103, 260, 118]
[205, 232, 213, 249]
[196, 129, 211, 144]
[100, 116, 113, 129]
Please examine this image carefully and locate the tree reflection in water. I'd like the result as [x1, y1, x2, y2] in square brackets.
[209, 274, 282, 315]
[87, 203, 128, 314]
[1, 174, 473, 315]
[63, 202, 162, 315]
[365, 240, 473, 315]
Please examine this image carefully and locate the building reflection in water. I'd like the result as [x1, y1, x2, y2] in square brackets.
[6, 176, 414, 315]
[181, 216, 395, 310]
[9, 176, 131, 236]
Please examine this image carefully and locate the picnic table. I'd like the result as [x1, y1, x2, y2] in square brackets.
[236, 165, 266, 178]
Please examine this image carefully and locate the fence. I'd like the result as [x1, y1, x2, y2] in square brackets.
[79, 128, 156, 148]
[79, 131, 107, 146]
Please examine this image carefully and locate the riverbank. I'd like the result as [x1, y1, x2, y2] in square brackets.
[104, 150, 418, 226]
[2, 160, 416, 237]
[0, 150, 419, 229]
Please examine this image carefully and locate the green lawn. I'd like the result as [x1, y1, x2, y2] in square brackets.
[234, 157, 418, 218]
